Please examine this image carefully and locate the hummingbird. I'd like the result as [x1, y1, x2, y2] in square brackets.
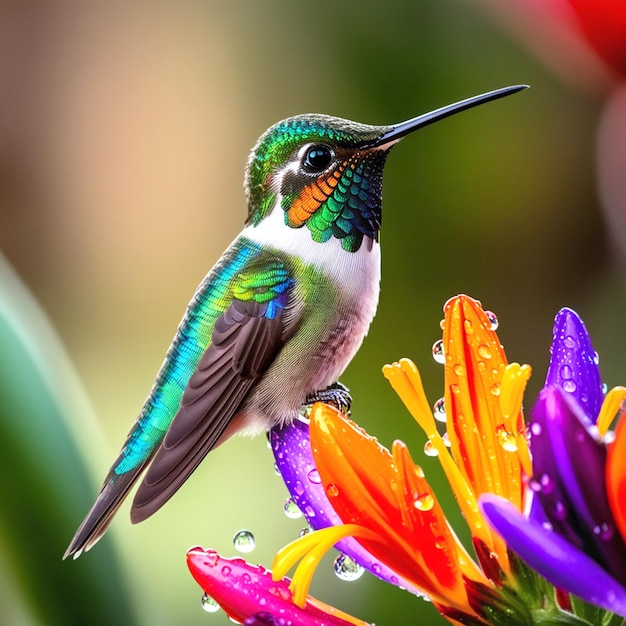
[64, 84, 526, 559]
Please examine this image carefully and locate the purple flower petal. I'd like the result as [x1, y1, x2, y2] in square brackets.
[270, 418, 418, 593]
[545, 308, 603, 424]
[480, 494, 626, 617]
[530, 387, 626, 584]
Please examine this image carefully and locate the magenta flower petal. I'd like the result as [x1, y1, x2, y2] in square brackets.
[270, 418, 417, 592]
[480, 495, 626, 617]
[545, 308, 603, 423]
[187, 547, 370, 626]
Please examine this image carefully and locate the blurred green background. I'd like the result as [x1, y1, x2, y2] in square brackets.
[0, 1, 624, 624]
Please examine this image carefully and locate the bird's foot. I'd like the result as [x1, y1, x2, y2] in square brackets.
[304, 381, 352, 416]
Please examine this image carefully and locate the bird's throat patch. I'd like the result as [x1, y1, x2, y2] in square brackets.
[281, 151, 386, 253]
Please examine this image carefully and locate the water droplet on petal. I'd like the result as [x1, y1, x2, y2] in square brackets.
[563, 335, 577, 349]
[283, 497, 303, 519]
[530, 422, 542, 436]
[490, 383, 501, 396]
[326, 483, 339, 498]
[233, 529, 256, 553]
[496, 425, 518, 452]
[442, 432, 452, 447]
[450, 383, 460, 395]
[414, 492, 434, 511]
[477, 344, 492, 359]
[439, 319, 445, 330]
[424, 440, 439, 457]
[593, 351, 600, 365]
[201, 593, 220, 613]
[594, 522, 615, 541]
[560, 364, 573, 379]
[453, 363, 464, 376]
[432, 339, 445, 364]
[433, 397, 447, 422]
[485, 310, 498, 330]
[299, 526, 311, 538]
[464, 319, 474, 334]
[333, 554, 364, 581]
[563, 379, 577, 393]
[529, 473, 553, 494]
[307, 469, 321, 484]
[273, 463, 281, 476]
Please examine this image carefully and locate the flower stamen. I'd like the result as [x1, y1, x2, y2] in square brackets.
[272, 524, 378, 607]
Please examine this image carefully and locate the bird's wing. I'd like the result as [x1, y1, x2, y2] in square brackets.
[130, 282, 294, 522]
[64, 246, 298, 558]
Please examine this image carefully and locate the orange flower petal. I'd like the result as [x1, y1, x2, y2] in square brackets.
[607, 412, 626, 545]
[309, 402, 485, 612]
[443, 297, 529, 555]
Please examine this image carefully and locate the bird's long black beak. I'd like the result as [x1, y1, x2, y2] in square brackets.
[370, 84, 528, 149]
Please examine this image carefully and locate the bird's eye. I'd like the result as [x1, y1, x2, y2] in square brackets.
[302, 145, 333, 172]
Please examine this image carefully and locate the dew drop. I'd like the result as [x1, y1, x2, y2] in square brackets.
[439, 319, 446, 330]
[372, 563, 382, 575]
[233, 529, 256, 553]
[603, 383, 609, 395]
[560, 364, 573, 379]
[563, 335, 577, 349]
[450, 383, 460, 395]
[201, 593, 220, 613]
[464, 319, 474, 334]
[293, 480, 305, 496]
[593, 351, 600, 365]
[273, 463, 281, 476]
[442, 432, 452, 447]
[477, 344, 492, 360]
[485, 310, 498, 330]
[414, 492, 434, 511]
[299, 526, 311, 538]
[563, 379, 577, 393]
[424, 440, 439, 457]
[326, 483, 340, 498]
[593, 522, 615, 541]
[307, 469, 322, 484]
[453, 363, 464, 376]
[432, 339, 445, 364]
[496, 425, 518, 452]
[333, 554, 364, 581]
[530, 422, 542, 436]
[490, 383, 501, 396]
[433, 397, 447, 422]
[529, 473, 552, 493]
[283, 497, 303, 519]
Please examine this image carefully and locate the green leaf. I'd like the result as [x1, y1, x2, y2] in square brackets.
[0, 255, 139, 625]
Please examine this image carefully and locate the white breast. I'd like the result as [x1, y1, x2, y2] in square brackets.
[239, 204, 381, 430]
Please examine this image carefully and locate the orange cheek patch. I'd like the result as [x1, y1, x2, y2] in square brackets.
[286, 168, 343, 227]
